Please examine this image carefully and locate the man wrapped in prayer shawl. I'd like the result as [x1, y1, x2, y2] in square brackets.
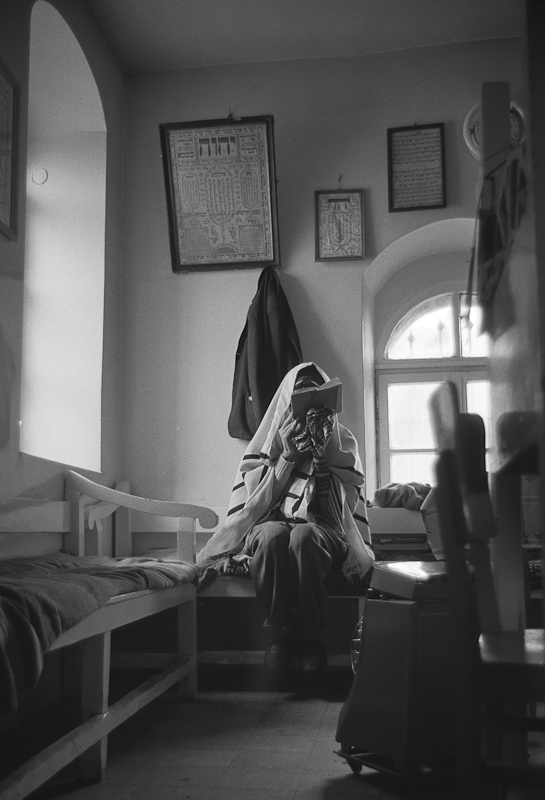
[198, 363, 374, 674]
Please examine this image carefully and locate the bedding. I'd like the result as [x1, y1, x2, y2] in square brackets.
[0, 552, 198, 712]
[148, 548, 378, 596]
[372, 481, 431, 510]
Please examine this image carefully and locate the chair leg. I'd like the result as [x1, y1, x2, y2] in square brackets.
[483, 694, 504, 764]
[455, 680, 482, 799]
[484, 695, 529, 765]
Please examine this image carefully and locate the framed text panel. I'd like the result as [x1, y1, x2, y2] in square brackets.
[315, 189, 364, 261]
[159, 115, 280, 272]
[387, 123, 446, 212]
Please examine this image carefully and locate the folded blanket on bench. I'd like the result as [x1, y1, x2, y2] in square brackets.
[0, 552, 198, 713]
[195, 554, 374, 596]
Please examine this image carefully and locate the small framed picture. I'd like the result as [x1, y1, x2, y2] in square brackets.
[0, 59, 18, 240]
[315, 189, 364, 261]
[159, 115, 280, 272]
[387, 123, 446, 212]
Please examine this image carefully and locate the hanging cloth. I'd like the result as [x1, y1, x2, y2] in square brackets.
[228, 266, 303, 439]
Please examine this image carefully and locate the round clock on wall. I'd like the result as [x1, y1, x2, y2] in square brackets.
[463, 102, 525, 159]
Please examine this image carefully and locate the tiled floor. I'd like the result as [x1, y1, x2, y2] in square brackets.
[34, 688, 459, 800]
[31, 691, 545, 800]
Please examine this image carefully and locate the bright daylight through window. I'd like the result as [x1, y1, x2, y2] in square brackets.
[377, 293, 490, 486]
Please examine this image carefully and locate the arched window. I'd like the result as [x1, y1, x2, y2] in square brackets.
[376, 292, 490, 486]
[20, 1, 106, 471]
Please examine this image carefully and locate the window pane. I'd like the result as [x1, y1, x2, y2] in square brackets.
[390, 453, 436, 486]
[386, 295, 454, 359]
[460, 294, 490, 357]
[467, 380, 491, 447]
[21, 2, 105, 471]
[388, 382, 441, 449]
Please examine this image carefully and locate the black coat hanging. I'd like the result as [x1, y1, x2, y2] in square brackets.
[228, 266, 303, 440]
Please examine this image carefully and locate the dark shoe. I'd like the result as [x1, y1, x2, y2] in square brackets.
[299, 641, 327, 673]
[264, 641, 292, 672]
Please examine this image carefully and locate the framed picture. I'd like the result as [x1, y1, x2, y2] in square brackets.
[315, 189, 364, 261]
[159, 115, 280, 272]
[387, 123, 446, 212]
[0, 60, 18, 240]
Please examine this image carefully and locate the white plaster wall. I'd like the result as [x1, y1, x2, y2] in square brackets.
[121, 39, 524, 508]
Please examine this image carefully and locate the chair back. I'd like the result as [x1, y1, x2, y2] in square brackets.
[429, 381, 502, 634]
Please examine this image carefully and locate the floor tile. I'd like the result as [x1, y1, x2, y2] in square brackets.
[37, 784, 135, 800]
[102, 761, 160, 785]
[123, 788, 190, 800]
[217, 763, 304, 791]
[26, 689, 545, 800]
[132, 763, 228, 788]
[305, 740, 349, 771]
[242, 732, 316, 753]
[296, 769, 380, 796]
[175, 722, 255, 750]
[152, 790, 295, 800]
[160, 748, 239, 767]
[227, 748, 309, 771]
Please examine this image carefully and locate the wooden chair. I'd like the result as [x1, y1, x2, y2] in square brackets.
[429, 381, 545, 798]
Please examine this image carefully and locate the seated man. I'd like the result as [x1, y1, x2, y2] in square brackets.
[198, 362, 374, 674]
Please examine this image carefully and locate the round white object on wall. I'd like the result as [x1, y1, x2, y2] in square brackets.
[463, 102, 525, 160]
[31, 168, 49, 185]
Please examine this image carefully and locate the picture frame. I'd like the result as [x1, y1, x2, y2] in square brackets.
[315, 189, 364, 261]
[0, 59, 18, 241]
[387, 123, 446, 212]
[159, 115, 280, 272]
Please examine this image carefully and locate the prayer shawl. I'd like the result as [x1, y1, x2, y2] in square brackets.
[199, 363, 374, 580]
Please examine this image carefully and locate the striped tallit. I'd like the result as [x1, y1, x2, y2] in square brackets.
[197, 363, 374, 580]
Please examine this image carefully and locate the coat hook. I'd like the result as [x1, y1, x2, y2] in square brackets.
[338, 174, 343, 187]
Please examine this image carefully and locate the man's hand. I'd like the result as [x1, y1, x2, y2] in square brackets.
[278, 412, 305, 462]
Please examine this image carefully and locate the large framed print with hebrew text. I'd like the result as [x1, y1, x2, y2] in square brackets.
[159, 116, 280, 272]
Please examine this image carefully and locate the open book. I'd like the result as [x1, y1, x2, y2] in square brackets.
[291, 377, 343, 417]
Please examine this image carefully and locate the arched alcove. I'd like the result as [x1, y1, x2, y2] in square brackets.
[362, 218, 476, 493]
[366, 218, 475, 295]
[21, 1, 106, 470]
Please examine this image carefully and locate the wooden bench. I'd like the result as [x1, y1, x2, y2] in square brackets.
[195, 507, 434, 667]
[0, 470, 217, 800]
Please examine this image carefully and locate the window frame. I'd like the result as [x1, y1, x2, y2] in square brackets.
[376, 362, 489, 487]
[375, 290, 490, 488]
